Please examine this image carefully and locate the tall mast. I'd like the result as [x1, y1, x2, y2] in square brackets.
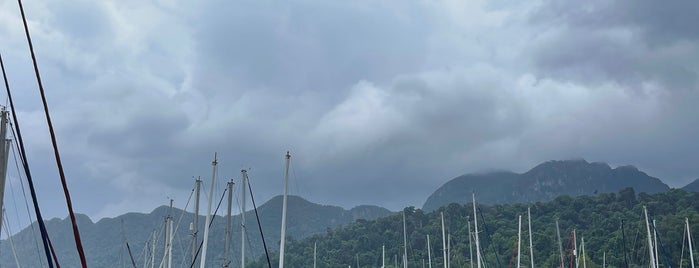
[581, 237, 586, 268]
[468, 218, 473, 268]
[279, 151, 291, 268]
[314, 242, 317, 268]
[447, 233, 451, 268]
[199, 153, 218, 268]
[556, 220, 563, 268]
[687, 218, 695, 268]
[0, 109, 10, 237]
[427, 234, 432, 268]
[167, 199, 173, 268]
[517, 215, 522, 268]
[150, 230, 156, 268]
[224, 179, 234, 267]
[382, 245, 385, 268]
[528, 207, 534, 268]
[653, 219, 659, 268]
[573, 229, 577, 268]
[644, 206, 656, 268]
[403, 210, 409, 268]
[473, 193, 482, 268]
[191, 177, 201, 264]
[241, 169, 248, 268]
[441, 212, 447, 268]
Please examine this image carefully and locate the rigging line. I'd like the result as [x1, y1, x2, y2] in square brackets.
[1, 51, 54, 268]
[167, 188, 195, 268]
[8, 132, 44, 268]
[46, 232, 62, 268]
[188, 186, 228, 268]
[247, 178, 273, 268]
[15, 1, 88, 267]
[3, 209, 22, 268]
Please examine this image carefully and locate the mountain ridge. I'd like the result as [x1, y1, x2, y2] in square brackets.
[423, 159, 670, 211]
[0, 194, 392, 267]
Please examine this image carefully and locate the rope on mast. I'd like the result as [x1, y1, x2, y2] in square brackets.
[1, 51, 55, 268]
[15, 0, 88, 266]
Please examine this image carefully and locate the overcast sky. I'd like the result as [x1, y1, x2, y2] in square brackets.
[0, 0, 698, 233]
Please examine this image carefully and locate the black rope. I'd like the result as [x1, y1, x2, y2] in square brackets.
[248, 178, 273, 268]
[621, 219, 629, 268]
[189, 187, 228, 268]
[15, 1, 88, 266]
[0, 52, 54, 268]
[8, 125, 45, 268]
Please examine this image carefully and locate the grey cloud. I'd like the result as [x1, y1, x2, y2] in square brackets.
[1, 0, 699, 224]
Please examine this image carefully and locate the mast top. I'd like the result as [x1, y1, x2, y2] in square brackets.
[285, 151, 291, 159]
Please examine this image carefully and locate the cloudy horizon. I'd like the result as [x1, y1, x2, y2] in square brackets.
[1, 0, 698, 234]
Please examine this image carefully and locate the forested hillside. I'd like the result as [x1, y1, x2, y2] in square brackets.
[249, 188, 699, 268]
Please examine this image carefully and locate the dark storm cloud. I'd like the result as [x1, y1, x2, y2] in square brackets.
[0, 0, 698, 225]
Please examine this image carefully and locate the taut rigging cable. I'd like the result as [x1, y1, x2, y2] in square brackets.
[1, 51, 55, 268]
[15, 0, 88, 266]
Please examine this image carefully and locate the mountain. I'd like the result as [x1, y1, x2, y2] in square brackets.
[423, 159, 670, 211]
[682, 178, 699, 192]
[0, 195, 392, 267]
[246, 189, 699, 267]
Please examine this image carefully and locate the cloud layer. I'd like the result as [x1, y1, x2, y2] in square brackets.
[0, 0, 697, 229]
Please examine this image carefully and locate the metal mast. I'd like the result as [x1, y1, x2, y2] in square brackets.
[199, 153, 218, 268]
[441, 212, 447, 268]
[528, 207, 534, 268]
[241, 169, 248, 268]
[279, 151, 291, 268]
[427, 234, 432, 268]
[0, 109, 10, 236]
[404, 210, 409, 268]
[517, 215, 522, 268]
[191, 177, 201, 264]
[224, 179, 234, 267]
[644, 206, 656, 268]
[687, 218, 695, 268]
[473, 193, 482, 268]
[556, 220, 563, 268]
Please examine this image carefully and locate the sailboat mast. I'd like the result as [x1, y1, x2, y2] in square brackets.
[517, 215, 522, 268]
[403, 210, 409, 268]
[688, 218, 695, 268]
[314, 242, 317, 268]
[241, 169, 248, 268]
[653, 220, 659, 268]
[468, 217, 473, 268]
[279, 151, 291, 268]
[573, 230, 577, 268]
[441, 212, 447, 268]
[199, 153, 218, 268]
[581, 237, 586, 268]
[191, 177, 201, 264]
[556, 220, 563, 268]
[447, 234, 451, 268]
[224, 180, 234, 267]
[150, 230, 156, 268]
[427, 234, 432, 268]
[528, 207, 534, 268]
[644, 206, 656, 268]
[0, 109, 10, 238]
[382, 245, 385, 268]
[163, 199, 174, 268]
[473, 193, 482, 268]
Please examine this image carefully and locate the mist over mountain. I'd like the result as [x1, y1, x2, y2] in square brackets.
[423, 159, 670, 211]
